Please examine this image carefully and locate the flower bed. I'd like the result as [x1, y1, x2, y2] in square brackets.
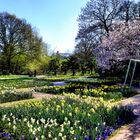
[0, 78, 51, 91]
[0, 94, 135, 140]
[66, 77, 121, 86]
[35, 84, 136, 101]
[0, 90, 33, 103]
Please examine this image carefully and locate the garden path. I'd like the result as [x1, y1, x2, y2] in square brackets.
[109, 90, 140, 140]
[32, 92, 64, 99]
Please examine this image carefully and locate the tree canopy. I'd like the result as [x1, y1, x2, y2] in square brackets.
[95, 20, 140, 73]
[0, 12, 44, 74]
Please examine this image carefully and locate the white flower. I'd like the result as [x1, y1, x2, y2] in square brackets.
[67, 121, 70, 125]
[32, 130, 36, 135]
[70, 127, 73, 130]
[41, 135, 45, 140]
[37, 127, 41, 132]
[62, 135, 66, 140]
[31, 118, 35, 124]
[61, 126, 64, 132]
[103, 122, 106, 125]
[13, 119, 16, 124]
[58, 132, 62, 137]
[23, 118, 27, 122]
[8, 122, 11, 126]
[68, 112, 72, 116]
[2, 114, 6, 121]
[44, 124, 48, 128]
[35, 137, 39, 140]
[27, 121, 30, 127]
[95, 127, 98, 131]
[40, 118, 45, 124]
[48, 132, 52, 138]
[36, 120, 39, 125]
[87, 113, 90, 117]
[13, 125, 16, 130]
[50, 119, 53, 123]
[64, 117, 68, 121]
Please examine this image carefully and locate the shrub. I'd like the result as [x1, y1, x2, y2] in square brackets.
[0, 90, 33, 103]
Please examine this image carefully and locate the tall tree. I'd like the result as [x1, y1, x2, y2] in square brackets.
[48, 56, 60, 76]
[0, 12, 42, 74]
[118, 0, 139, 23]
[61, 59, 69, 75]
[95, 20, 140, 74]
[77, 0, 121, 41]
[67, 55, 79, 76]
[75, 38, 96, 75]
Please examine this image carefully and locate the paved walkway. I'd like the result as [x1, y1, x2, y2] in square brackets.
[109, 93, 140, 140]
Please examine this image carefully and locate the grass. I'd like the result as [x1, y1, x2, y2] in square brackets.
[0, 98, 39, 108]
[0, 77, 51, 90]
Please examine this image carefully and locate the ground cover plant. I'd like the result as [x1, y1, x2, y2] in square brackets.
[0, 94, 135, 140]
[35, 84, 136, 101]
[66, 77, 121, 86]
[36, 75, 84, 82]
[0, 75, 138, 140]
[0, 90, 33, 103]
[0, 77, 51, 91]
[0, 75, 27, 79]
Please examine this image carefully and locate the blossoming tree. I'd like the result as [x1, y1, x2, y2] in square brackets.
[95, 20, 140, 74]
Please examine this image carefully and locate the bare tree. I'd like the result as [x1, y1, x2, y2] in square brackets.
[76, 0, 121, 41]
[118, 0, 139, 23]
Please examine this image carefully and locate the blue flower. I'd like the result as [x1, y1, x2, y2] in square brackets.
[84, 136, 93, 140]
[96, 136, 102, 140]
[2, 132, 9, 137]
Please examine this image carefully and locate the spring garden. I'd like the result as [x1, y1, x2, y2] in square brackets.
[1, 0, 140, 139]
[0, 74, 138, 140]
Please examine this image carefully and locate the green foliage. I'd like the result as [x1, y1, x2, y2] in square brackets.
[0, 94, 121, 139]
[117, 106, 136, 124]
[67, 55, 79, 76]
[0, 77, 51, 90]
[0, 12, 44, 74]
[48, 56, 61, 75]
[121, 88, 138, 97]
[0, 90, 33, 103]
[61, 59, 69, 75]
[0, 75, 137, 139]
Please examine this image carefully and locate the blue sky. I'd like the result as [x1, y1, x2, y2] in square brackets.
[0, 0, 88, 53]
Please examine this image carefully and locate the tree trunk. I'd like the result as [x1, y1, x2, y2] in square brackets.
[72, 69, 75, 76]
[81, 66, 85, 75]
[90, 67, 93, 75]
[64, 70, 67, 75]
[54, 69, 57, 76]
[7, 56, 12, 74]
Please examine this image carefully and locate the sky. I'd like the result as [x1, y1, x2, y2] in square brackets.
[0, 0, 88, 53]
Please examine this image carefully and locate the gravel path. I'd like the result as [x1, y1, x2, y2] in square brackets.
[33, 92, 64, 99]
[109, 93, 140, 140]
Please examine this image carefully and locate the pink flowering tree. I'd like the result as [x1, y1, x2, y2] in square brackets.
[95, 20, 140, 75]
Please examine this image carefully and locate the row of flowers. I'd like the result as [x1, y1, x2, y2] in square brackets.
[0, 90, 33, 103]
[0, 94, 132, 140]
[66, 77, 121, 85]
[35, 84, 133, 101]
[0, 78, 50, 91]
